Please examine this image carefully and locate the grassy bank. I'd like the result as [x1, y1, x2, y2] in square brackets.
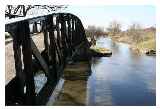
[109, 28, 156, 54]
[134, 39, 156, 53]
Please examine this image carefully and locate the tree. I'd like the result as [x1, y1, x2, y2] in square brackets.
[86, 25, 105, 37]
[95, 27, 105, 36]
[86, 25, 97, 37]
[107, 21, 121, 36]
[85, 25, 105, 45]
[127, 23, 143, 43]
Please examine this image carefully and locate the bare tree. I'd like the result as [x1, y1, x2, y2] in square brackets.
[86, 26, 96, 36]
[86, 25, 105, 37]
[107, 21, 121, 36]
[127, 23, 143, 43]
[85, 25, 105, 45]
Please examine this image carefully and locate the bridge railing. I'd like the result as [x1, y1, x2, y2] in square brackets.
[5, 13, 90, 105]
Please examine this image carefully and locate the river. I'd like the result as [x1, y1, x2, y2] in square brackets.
[49, 37, 156, 106]
[87, 37, 156, 106]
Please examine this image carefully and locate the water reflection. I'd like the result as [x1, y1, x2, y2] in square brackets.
[51, 37, 155, 106]
[87, 37, 156, 106]
[53, 80, 87, 105]
[34, 72, 47, 94]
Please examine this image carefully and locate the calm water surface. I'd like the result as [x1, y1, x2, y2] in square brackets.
[87, 37, 156, 106]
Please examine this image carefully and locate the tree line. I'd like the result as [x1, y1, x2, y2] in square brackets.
[85, 21, 156, 44]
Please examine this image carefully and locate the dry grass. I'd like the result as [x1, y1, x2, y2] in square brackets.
[136, 39, 156, 53]
[110, 29, 156, 53]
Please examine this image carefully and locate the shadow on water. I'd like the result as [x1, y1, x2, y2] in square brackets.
[49, 37, 155, 106]
[87, 37, 156, 106]
[52, 79, 88, 106]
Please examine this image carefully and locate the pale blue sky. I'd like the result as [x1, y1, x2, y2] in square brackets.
[64, 5, 155, 30]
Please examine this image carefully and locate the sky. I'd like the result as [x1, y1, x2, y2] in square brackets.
[64, 5, 155, 30]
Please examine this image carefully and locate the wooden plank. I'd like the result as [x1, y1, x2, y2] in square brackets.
[30, 39, 49, 76]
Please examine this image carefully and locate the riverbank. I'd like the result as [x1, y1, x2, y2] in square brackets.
[109, 28, 156, 55]
[131, 39, 156, 54]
